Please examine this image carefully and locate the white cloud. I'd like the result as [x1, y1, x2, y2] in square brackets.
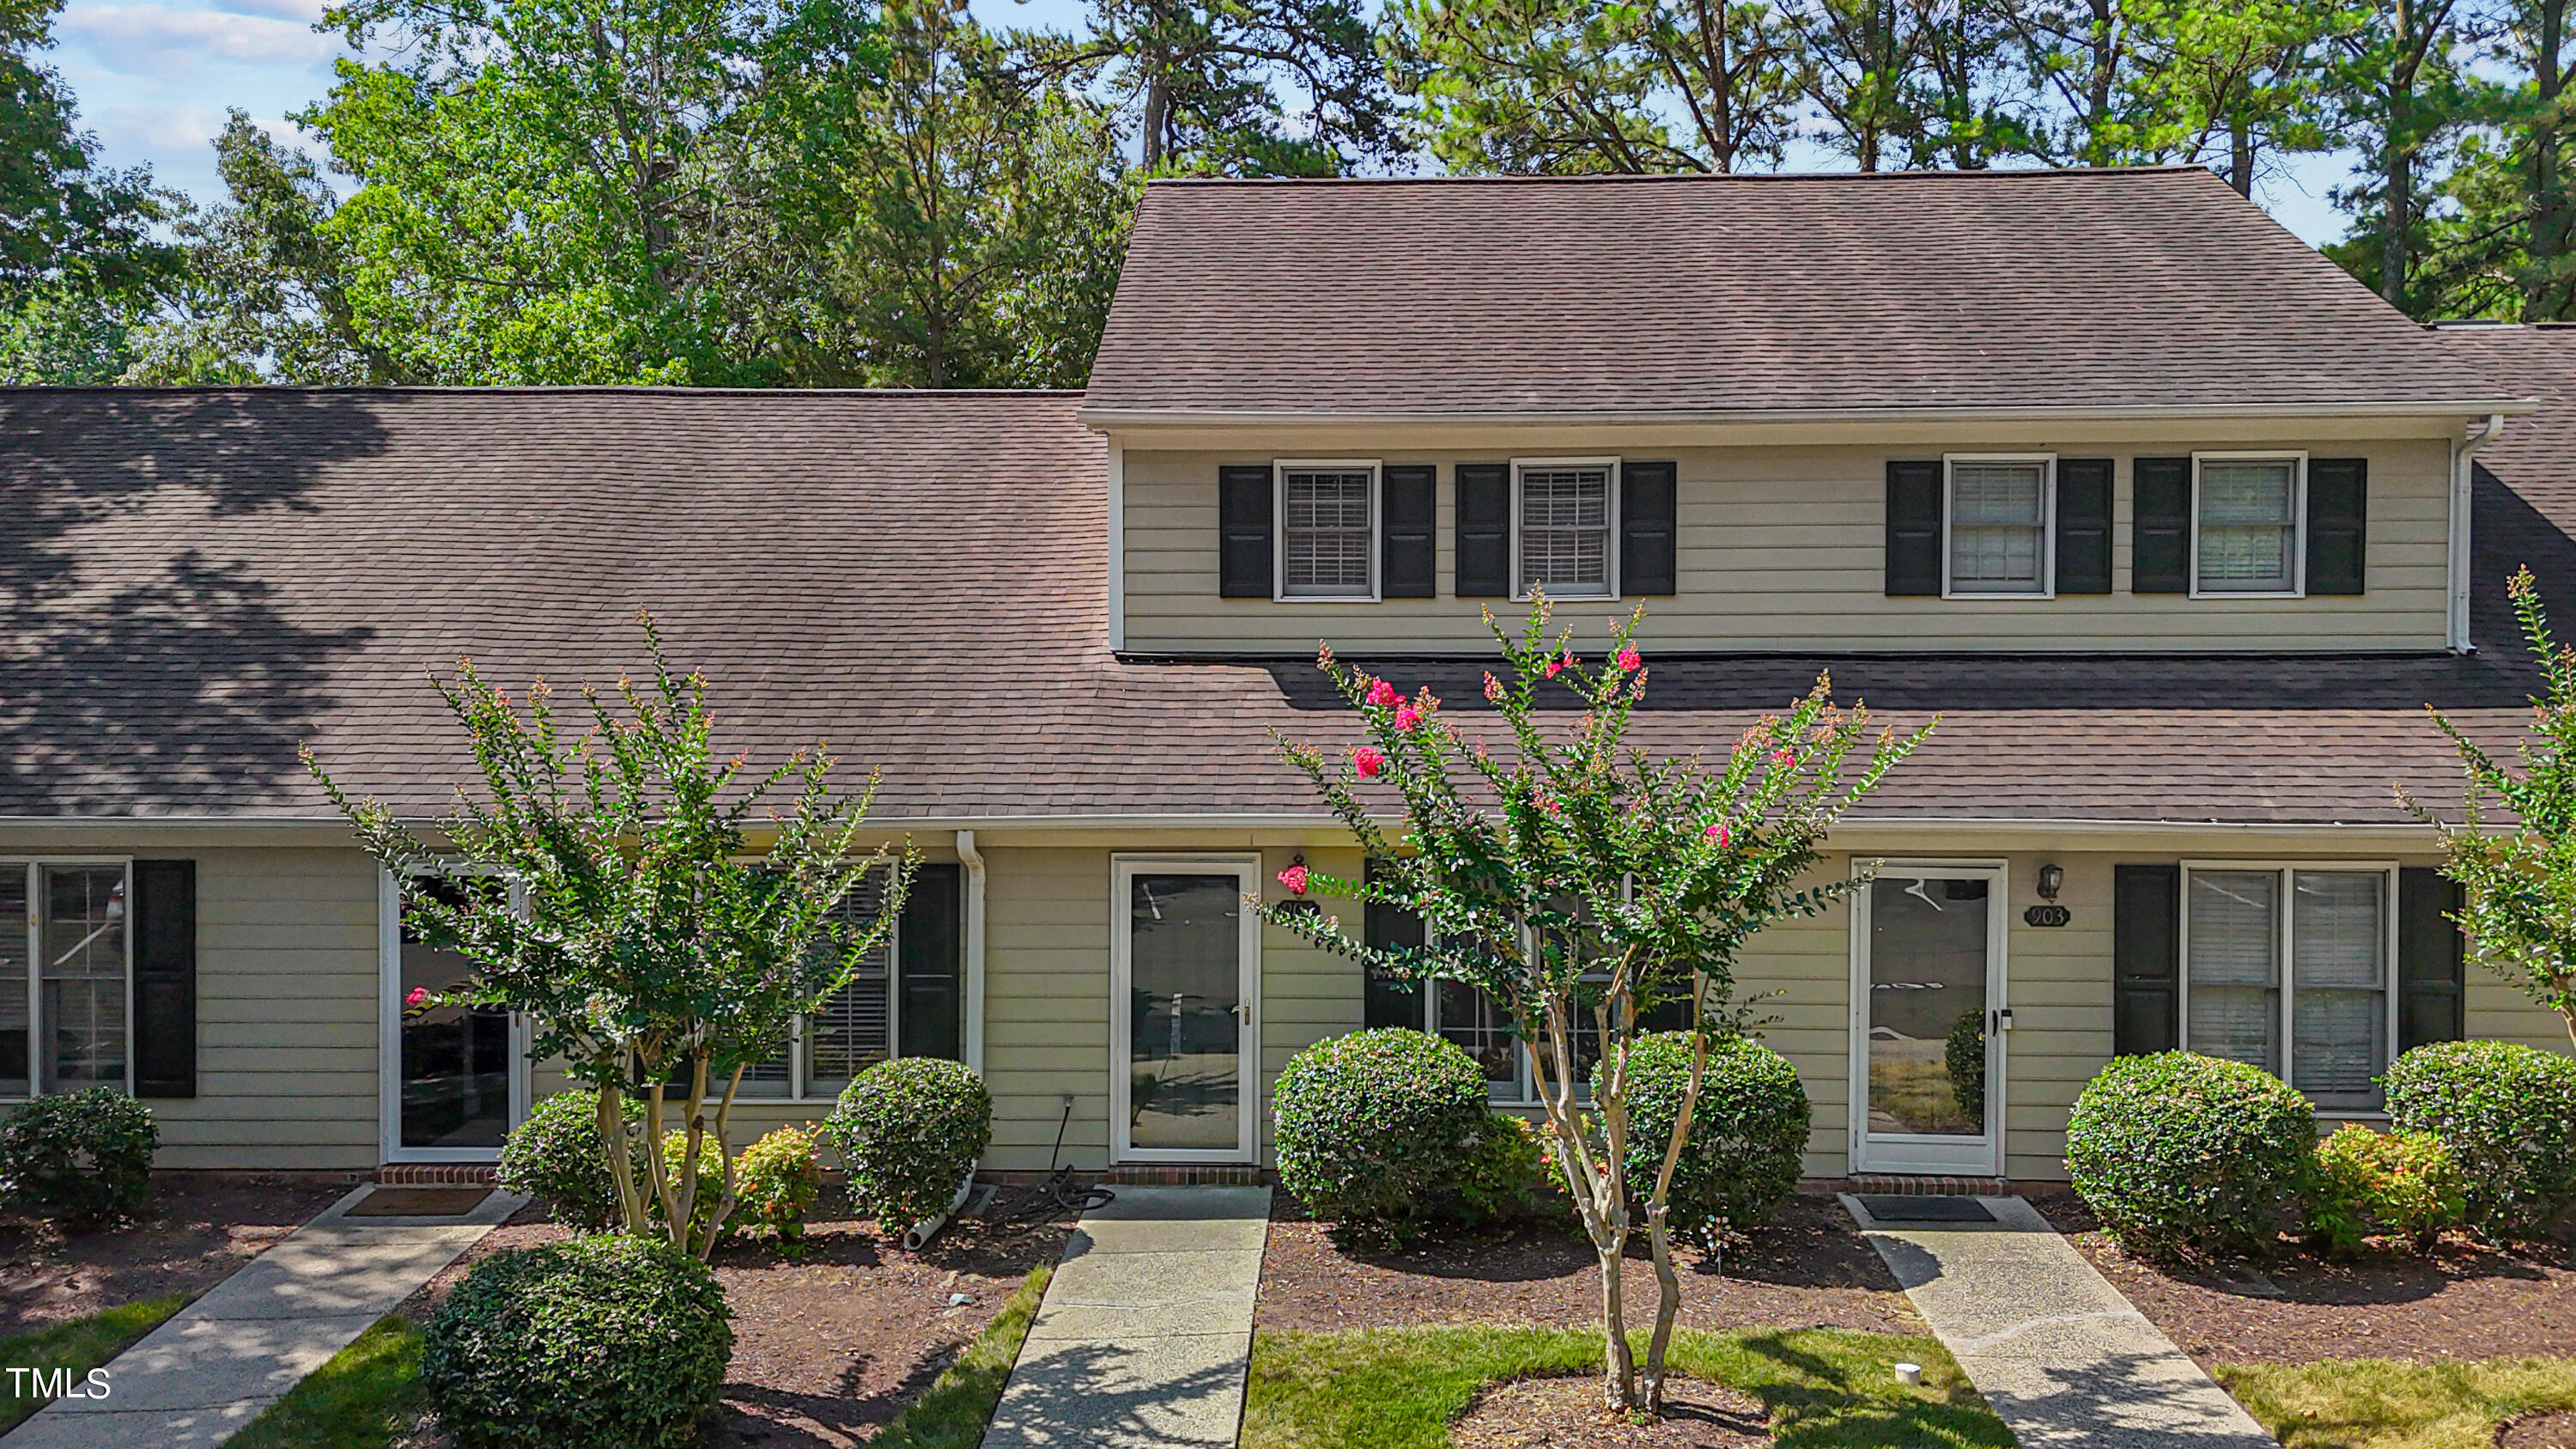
[62, 3, 345, 76]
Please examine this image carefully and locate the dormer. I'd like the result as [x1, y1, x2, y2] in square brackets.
[1080, 169, 2526, 656]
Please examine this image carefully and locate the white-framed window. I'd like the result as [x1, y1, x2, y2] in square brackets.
[2192, 453, 2306, 598]
[1275, 460, 1379, 601]
[0, 860, 131, 1099]
[1943, 454, 2054, 597]
[1513, 457, 1618, 600]
[2181, 862, 2395, 1111]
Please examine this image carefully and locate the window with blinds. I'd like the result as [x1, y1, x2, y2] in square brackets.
[2184, 865, 2391, 1110]
[2196, 458, 2300, 594]
[1279, 466, 1375, 599]
[1946, 459, 2050, 594]
[727, 868, 895, 1100]
[1517, 464, 1613, 597]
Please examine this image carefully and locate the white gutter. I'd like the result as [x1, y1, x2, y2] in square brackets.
[955, 829, 987, 1077]
[1078, 399, 2538, 430]
[2450, 412, 2506, 652]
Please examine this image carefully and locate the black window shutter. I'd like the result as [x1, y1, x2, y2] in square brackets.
[1620, 461, 1678, 597]
[2132, 457, 2191, 594]
[2398, 867, 2464, 1052]
[1218, 464, 1273, 599]
[1455, 463, 1511, 598]
[1363, 858, 1426, 1031]
[2057, 459, 2114, 594]
[1885, 460, 1942, 596]
[2112, 864, 2179, 1056]
[1382, 465, 1437, 599]
[132, 860, 197, 1099]
[2307, 459, 2368, 596]
[898, 863, 963, 1062]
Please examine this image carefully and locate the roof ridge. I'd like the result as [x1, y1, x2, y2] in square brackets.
[1143, 166, 2221, 187]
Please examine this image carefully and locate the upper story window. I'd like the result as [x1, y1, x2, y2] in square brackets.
[1945, 455, 2054, 597]
[2194, 454, 2306, 597]
[1276, 460, 1378, 601]
[1515, 459, 1616, 600]
[2183, 863, 2391, 1111]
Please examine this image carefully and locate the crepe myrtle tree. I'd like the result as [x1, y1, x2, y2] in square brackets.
[1261, 594, 1929, 1411]
[306, 612, 914, 1257]
[2408, 566, 2576, 1047]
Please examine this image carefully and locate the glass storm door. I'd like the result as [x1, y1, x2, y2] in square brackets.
[1114, 858, 1259, 1163]
[1851, 865, 2007, 1176]
[385, 872, 527, 1160]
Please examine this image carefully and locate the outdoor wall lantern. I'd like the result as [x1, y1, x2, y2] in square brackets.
[2036, 863, 2064, 902]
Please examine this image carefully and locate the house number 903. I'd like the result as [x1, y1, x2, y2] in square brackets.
[2023, 904, 2071, 928]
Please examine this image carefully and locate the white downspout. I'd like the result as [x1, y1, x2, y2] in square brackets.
[956, 830, 987, 1076]
[2450, 412, 2506, 653]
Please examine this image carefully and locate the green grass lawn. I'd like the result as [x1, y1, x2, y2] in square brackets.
[2217, 1357, 2576, 1449]
[224, 1314, 428, 1449]
[1242, 1324, 2012, 1449]
[0, 1294, 188, 1432]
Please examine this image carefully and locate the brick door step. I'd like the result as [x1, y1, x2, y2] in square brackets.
[374, 1164, 500, 1186]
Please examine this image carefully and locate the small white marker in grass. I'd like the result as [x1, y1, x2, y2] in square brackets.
[1893, 1362, 1923, 1386]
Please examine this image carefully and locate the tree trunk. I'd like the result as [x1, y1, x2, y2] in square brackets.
[1142, 70, 1170, 170]
[2383, 0, 2416, 306]
[2534, 0, 2567, 318]
[2230, 116, 2255, 197]
[1527, 998, 1636, 1409]
[598, 1080, 647, 1235]
[1640, 993, 1711, 1410]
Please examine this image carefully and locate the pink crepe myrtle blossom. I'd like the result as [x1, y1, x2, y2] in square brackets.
[1354, 746, 1387, 778]
[1278, 865, 1310, 895]
[404, 987, 429, 1009]
[1484, 672, 1504, 703]
[1364, 679, 1403, 708]
[1394, 703, 1423, 731]
[1704, 822, 1732, 848]
[1616, 646, 1643, 672]
[1771, 748, 1795, 767]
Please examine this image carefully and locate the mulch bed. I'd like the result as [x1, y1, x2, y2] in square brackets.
[2029, 1190, 2576, 1366]
[1257, 1190, 1919, 1336]
[401, 1183, 1075, 1449]
[2504, 1409, 2576, 1448]
[1449, 1374, 1772, 1447]
[0, 1171, 352, 1335]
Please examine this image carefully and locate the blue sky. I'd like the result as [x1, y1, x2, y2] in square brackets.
[47, 0, 2364, 248]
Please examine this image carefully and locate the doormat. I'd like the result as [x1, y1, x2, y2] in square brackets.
[1857, 1195, 1996, 1223]
[345, 1186, 490, 1218]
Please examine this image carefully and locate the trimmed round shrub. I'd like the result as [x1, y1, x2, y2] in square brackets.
[2065, 1052, 2316, 1260]
[2306, 1123, 2467, 1256]
[731, 1125, 823, 1240]
[0, 1088, 156, 1225]
[1274, 1027, 1491, 1239]
[421, 1234, 732, 1449]
[1594, 1032, 1811, 1246]
[2385, 1039, 2576, 1239]
[823, 1058, 992, 1236]
[497, 1089, 646, 1232]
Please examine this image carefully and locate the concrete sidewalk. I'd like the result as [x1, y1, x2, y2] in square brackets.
[979, 1185, 1269, 1449]
[1844, 1194, 2279, 1448]
[3, 1184, 524, 1449]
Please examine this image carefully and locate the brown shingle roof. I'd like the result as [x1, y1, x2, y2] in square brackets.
[2439, 323, 2576, 539]
[1085, 169, 2516, 419]
[0, 385, 2565, 829]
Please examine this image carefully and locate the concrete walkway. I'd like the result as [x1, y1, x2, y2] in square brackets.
[980, 1185, 1269, 1449]
[3, 1184, 524, 1449]
[1843, 1194, 2279, 1448]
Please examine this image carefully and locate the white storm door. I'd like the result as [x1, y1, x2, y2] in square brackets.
[1850, 861, 2008, 1177]
[1110, 855, 1261, 1165]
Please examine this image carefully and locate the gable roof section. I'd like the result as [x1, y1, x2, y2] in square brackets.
[1, 383, 2569, 830]
[2440, 323, 2576, 539]
[1084, 169, 2516, 422]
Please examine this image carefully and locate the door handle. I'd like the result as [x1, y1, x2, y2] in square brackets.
[1233, 1002, 1252, 1026]
[1990, 1008, 2014, 1034]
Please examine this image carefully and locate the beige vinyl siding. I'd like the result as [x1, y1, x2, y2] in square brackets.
[1121, 440, 2456, 654]
[981, 845, 1112, 1172]
[0, 843, 385, 1172]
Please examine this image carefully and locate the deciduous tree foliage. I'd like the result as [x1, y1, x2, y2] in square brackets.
[1264, 598, 1926, 1411]
[0, 0, 174, 381]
